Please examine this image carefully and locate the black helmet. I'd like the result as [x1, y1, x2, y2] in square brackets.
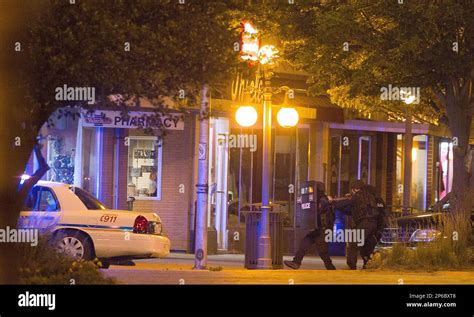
[315, 181, 325, 193]
[364, 184, 377, 195]
[351, 179, 365, 190]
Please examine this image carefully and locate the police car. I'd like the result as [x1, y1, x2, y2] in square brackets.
[18, 181, 170, 264]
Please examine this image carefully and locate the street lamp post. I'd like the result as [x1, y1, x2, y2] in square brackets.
[257, 69, 274, 269]
[236, 85, 299, 270]
[402, 92, 415, 213]
[238, 21, 298, 269]
[403, 107, 413, 213]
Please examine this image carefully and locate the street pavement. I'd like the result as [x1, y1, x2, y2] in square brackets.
[101, 253, 474, 284]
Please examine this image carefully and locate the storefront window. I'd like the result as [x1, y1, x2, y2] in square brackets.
[81, 128, 101, 198]
[42, 112, 79, 184]
[395, 134, 428, 211]
[411, 135, 428, 211]
[127, 137, 162, 200]
[330, 132, 373, 196]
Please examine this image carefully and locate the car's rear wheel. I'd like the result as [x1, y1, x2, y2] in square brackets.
[54, 231, 94, 261]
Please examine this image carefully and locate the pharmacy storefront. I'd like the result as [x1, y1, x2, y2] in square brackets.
[29, 107, 196, 251]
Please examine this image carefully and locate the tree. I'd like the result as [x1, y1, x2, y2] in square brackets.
[277, 1, 474, 207]
[0, 0, 239, 282]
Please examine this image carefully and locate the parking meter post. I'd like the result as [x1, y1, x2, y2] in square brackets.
[127, 196, 135, 211]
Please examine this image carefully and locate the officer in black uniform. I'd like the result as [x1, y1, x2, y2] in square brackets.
[330, 180, 378, 270]
[360, 184, 388, 268]
[284, 182, 336, 270]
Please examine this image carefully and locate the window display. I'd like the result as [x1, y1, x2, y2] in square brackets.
[127, 137, 162, 199]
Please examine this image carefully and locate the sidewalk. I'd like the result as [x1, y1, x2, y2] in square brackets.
[102, 253, 474, 285]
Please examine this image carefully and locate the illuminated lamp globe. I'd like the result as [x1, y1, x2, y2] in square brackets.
[258, 45, 279, 65]
[235, 106, 258, 127]
[401, 88, 416, 105]
[277, 107, 299, 128]
[404, 94, 416, 105]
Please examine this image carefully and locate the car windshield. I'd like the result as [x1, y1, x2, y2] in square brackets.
[72, 187, 106, 210]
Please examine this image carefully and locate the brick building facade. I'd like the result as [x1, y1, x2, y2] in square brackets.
[29, 110, 197, 252]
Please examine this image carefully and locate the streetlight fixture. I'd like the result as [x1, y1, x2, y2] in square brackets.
[277, 91, 299, 128]
[401, 89, 415, 213]
[235, 106, 258, 127]
[258, 45, 279, 65]
[277, 107, 299, 128]
[237, 21, 299, 269]
[403, 95, 416, 105]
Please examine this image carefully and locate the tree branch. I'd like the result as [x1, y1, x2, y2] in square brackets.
[460, 78, 472, 103]
[359, 10, 383, 38]
[451, 77, 460, 100]
[431, 86, 447, 109]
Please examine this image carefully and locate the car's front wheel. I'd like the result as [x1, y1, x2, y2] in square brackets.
[54, 231, 94, 261]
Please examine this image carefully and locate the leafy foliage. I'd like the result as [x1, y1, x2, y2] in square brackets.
[275, 2, 474, 121]
[16, 236, 114, 284]
[275, 0, 474, 193]
[25, 0, 241, 120]
[2, 0, 244, 283]
[369, 211, 474, 271]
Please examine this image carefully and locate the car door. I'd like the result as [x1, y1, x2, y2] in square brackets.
[19, 186, 62, 232]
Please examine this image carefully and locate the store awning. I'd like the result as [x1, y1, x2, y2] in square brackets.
[329, 119, 451, 137]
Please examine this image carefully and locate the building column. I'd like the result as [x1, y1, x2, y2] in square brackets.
[73, 117, 83, 187]
[426, 135, 435, 207]
[112, 128, 121, 209]
[385, 133, 397, 208]
[309, 121, 329, 185]
[94, 127, 104, 201]
[214, 118, 229, 250]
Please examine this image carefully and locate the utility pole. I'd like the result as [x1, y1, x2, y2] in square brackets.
[403, 107, 412, 213]
[194, 84, 209, 269]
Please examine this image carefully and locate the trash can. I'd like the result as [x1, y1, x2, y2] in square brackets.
[243, 209, 283, 269]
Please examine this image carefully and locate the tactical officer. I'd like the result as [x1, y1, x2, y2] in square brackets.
[360, 184, 388, 268]
[330, 180, 378, 270]
[284, 182, 336, 270]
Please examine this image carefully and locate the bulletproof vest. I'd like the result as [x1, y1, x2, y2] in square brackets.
[375, 196, 389, 227]
[352, 190, 378, 223]
[375, 197, 386, 215]
[318, 195, 335, 229]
